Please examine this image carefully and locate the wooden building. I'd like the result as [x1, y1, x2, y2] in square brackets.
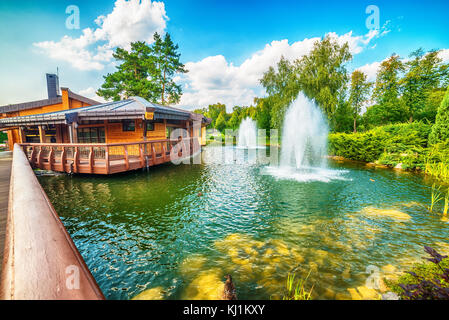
[0, 75, 210, 174]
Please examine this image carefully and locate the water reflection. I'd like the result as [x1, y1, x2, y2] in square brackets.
[38, 146, 449, 300]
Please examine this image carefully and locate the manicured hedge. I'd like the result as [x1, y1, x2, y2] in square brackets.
[328, 122, 432, 165]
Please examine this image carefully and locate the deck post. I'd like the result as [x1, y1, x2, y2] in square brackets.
[17, 127, 24, 144]
[151, 144, 156, 165]
[61, 147, 66, 172]
[38, 125, 46, 143]
[139, 144, 145, 168]
[105, 146, 110, 174]
[48, 146, 54, 171]
[162, 143, 167, 162]
[36, 146, 42, 168]
[30, 146, 37, 166]
[72, 122, 78, 143]
[68, 124, 73, 143]
[124, 145, 129, 171]
[88, 147, 94, 173]
[73, 147, 79, 173]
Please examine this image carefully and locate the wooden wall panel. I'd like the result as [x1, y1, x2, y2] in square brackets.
[146, 122, 166, 140]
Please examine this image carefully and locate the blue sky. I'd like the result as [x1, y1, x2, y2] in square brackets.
[1, 0, 448, 110]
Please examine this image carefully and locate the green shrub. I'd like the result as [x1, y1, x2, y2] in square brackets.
[0, 131, 7, 143]
[328, 122, 432, 164]
[429, 86, 449, 145]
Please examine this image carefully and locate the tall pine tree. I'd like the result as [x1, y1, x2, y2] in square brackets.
[97, 33, 187, 105]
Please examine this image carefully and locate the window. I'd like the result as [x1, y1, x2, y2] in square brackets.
[24, 126, 40, 143]
[79, 120, 104, 125]
[146, 122, 154, 132]
[77, 127, 105, 143]
[122, 120, 135, 132]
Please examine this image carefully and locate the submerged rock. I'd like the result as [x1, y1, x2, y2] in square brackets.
[360, 207, 411, 221]
[394, 163, 403, 170]
[182, 268, 225, 300]
[347, 286, 381, 300]
[132, 287, 164, 300]
[382, 292, 399, 300]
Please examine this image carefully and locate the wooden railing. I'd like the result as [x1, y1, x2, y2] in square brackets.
[0, 145, 104, 299]
[19, 137, 201, 174]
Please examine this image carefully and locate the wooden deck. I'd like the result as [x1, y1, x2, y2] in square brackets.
[19, 138, 200, 175]
[0, 152, 12, 277]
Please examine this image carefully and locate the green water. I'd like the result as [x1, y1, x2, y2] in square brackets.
[38, 146, 449, 300]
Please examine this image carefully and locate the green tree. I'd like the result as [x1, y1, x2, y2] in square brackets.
[416, 88, 447, 122]
[372, 54, 405, 106]
[333, 92, 355, 133]
[295, 35, 352, 119]
[215, 111, 227, 132]
[97, 41, 157, 101]
[151, 32, 187, 104]
[349, 70, 372, 132]
[227, 106, 243, 130]
[206, 103, 226, 128]
[255, 97, 272, 131]
[401, 49, 448, 121]
[260, 56, 299, 129]
[97, 33, 186, 104]
[227, 112, 240, 130]
[429, 86, 449, 144]
[362, 100, 409, 129]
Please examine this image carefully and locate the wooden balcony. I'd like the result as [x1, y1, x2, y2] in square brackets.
[19, 138, 200, 175]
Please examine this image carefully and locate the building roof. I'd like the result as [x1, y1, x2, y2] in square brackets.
[0, 88, 99, 114]
[0, 97, 210, 127]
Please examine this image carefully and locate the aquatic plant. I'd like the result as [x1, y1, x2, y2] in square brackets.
[427, 183, 443, 213]
[443, 189, 449, 217]
[282, 271, 314, 300]
[389, 247, 449, 300]
[424, 140, 449, 182]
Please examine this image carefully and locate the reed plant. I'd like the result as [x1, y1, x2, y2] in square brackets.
[443, 188, 449, 217]
[425, 160, 449, 183]
[283, 270, 314, 300]
[428, 183, 443, 213]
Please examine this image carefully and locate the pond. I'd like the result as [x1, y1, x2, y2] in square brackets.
[38, 146, 449, 300]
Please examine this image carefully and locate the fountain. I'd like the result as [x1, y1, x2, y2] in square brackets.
[237, 117, 258, 148]
[265, 92, 347, 182]
[280, 92, 328, 168]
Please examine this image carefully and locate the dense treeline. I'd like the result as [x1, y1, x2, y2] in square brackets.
[198, 36, 448, 137]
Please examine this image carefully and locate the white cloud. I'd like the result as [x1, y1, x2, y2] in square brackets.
[33, 0, 168, 71]
[178, 30, 385, 111]
[439, 49, 449, 63]
[356, 61, 382, 82]
[79, 87, 106, 103]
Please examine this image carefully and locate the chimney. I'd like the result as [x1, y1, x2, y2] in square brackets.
[46, 73, 60, 99]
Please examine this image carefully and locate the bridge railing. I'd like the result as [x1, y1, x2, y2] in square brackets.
[0, 145, 105, 299]
[19, 137, 200, 174]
